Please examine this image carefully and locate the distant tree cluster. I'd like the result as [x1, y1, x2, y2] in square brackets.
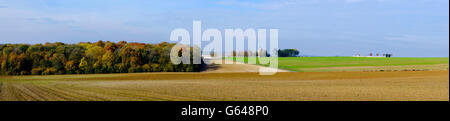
[278, 49, 300, 57]
[225, 49, 300, 57]
[0, 41, 203, 75]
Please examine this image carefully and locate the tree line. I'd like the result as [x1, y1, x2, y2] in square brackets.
[0, 41, 204, 75]
[226, 49, 300, 57]
[278, 49, 300, 57]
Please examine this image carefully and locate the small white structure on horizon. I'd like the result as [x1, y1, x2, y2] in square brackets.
[354, 53, 385, 57]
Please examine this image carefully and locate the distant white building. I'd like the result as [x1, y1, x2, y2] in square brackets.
[354, 52, 385, 57]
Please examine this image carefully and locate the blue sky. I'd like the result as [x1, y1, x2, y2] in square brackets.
[0, 0, 448, 57]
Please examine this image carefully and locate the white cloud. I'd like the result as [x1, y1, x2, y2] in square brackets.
[384, 34, 430, 42]
[345, 0, 364, 3]
[0, 5, 160, 43]
[216, 0, 319, 10]
[215, 0, 397, 9]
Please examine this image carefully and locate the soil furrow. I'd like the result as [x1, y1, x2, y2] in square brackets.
[65, 84, 166, 101]
[52, 83, 108, 101]
[13, 83, 46, 101]
[32, 84, 77, 101]
[4, 83, 28, 101]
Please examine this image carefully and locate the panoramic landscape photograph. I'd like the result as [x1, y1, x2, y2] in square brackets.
[0, 0, 448, 102]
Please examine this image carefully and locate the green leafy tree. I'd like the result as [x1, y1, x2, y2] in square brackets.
[79, 57, 89, 74]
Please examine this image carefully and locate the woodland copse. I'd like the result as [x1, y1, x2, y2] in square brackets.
[0, 41, 203, 75]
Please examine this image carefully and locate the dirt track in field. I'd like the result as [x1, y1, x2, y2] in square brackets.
[202, 59, 291, 73]
[1, 70, 448, 101]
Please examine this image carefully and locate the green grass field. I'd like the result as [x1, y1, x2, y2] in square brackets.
[227, 57, 449, 72]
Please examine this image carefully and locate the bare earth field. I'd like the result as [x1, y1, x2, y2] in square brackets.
[1, 57, 448, 101]
[1, 71, 448, 101]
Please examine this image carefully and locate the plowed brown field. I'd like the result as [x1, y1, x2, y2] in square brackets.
[1, 71, 448, 101]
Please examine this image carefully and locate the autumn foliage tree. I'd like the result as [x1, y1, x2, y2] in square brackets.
[0, 41, 204, 75]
